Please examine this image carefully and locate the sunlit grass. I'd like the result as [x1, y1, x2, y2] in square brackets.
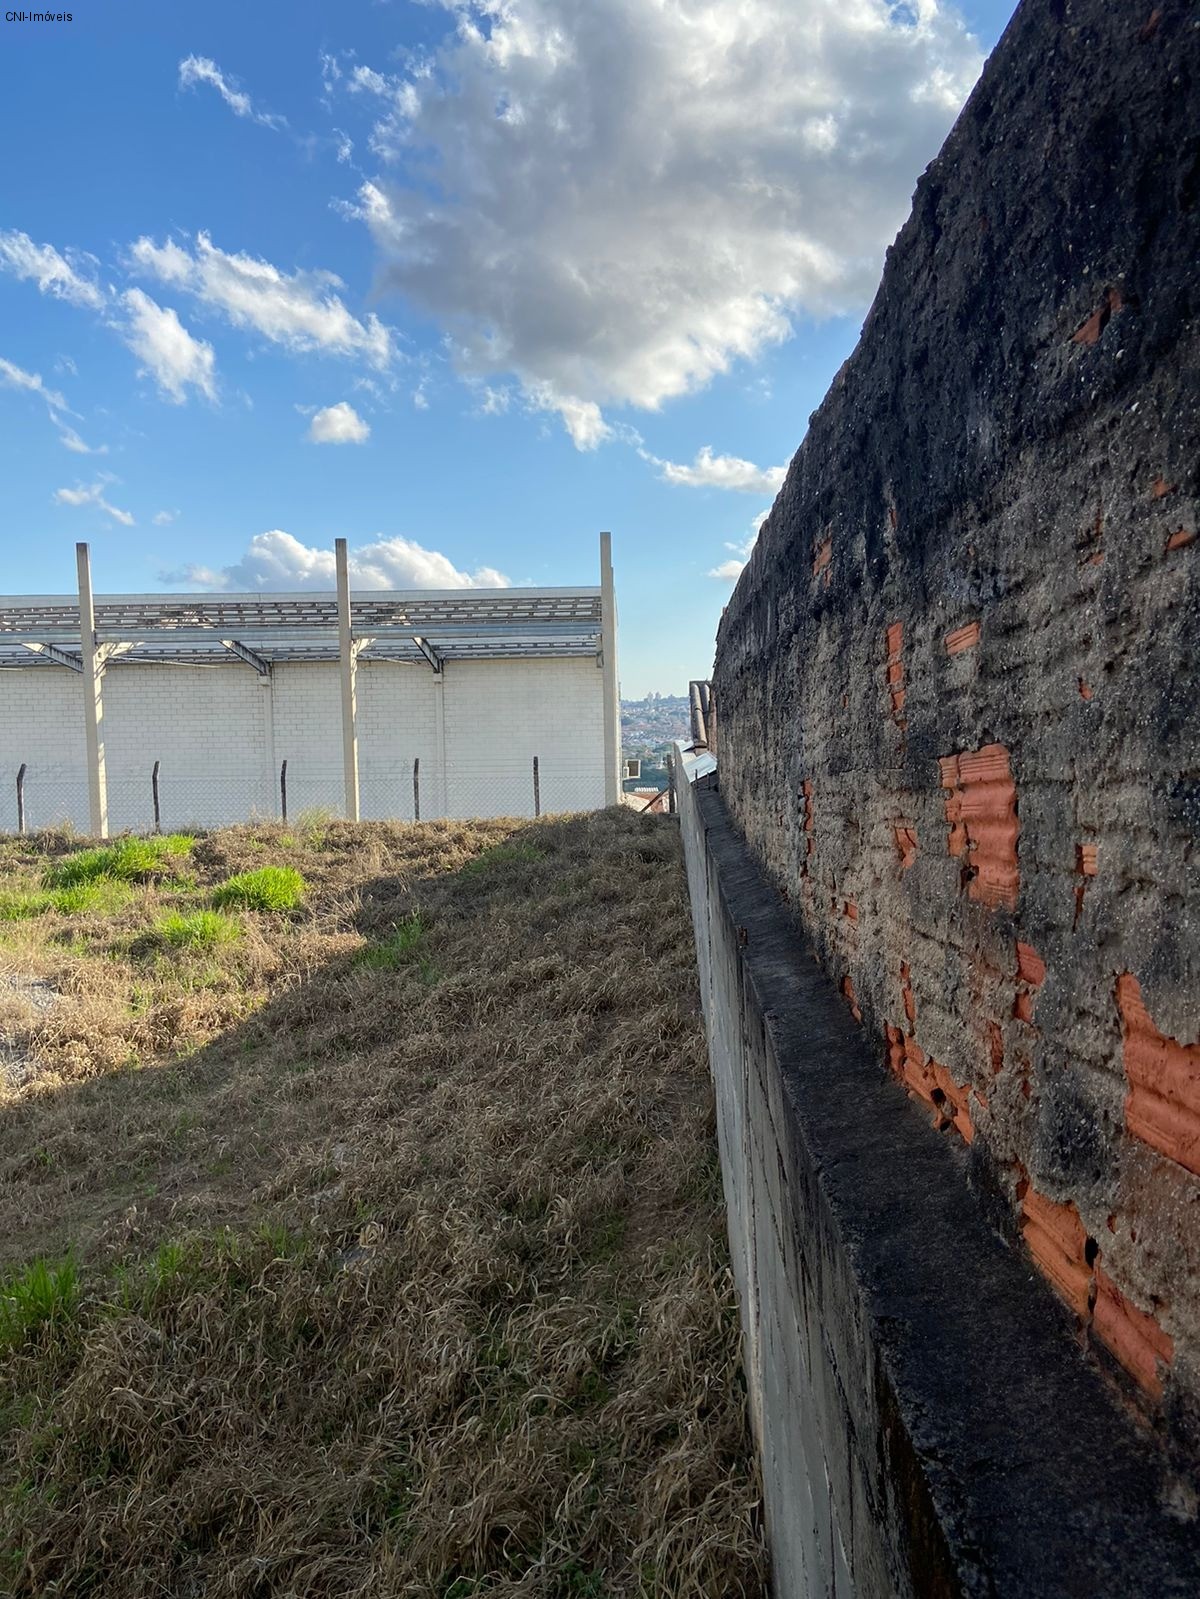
[44, 835, 194, 889]
[212, 866, 306, 912]
[155, 910, 242, 951]
[0, 1258, 80, 1354]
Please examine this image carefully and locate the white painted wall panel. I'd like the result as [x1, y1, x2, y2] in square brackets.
[0, 653, 605, 833]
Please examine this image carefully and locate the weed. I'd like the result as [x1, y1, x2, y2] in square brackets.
[0, 1258, 80, 1354]
[155, 910, 242, 950]
[356, 911, 427, 970]
[47, 880, 134, 916]
[0, 891, 51, 921]
[295, 807, 336, 849]
[44, 834, 193, 889]
[212, 866, 306, 912]
[460, 842, 546, 876]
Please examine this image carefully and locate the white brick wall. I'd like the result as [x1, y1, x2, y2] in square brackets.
[0, 654, 606, 833]
[444, 657, 606, 817]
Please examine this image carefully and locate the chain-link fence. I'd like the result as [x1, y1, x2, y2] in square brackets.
[0, 757, 608, 835]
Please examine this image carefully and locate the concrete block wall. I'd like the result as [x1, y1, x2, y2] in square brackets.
[444, 658, 606, 818]
[0, 654, 606, 832]
[0, 668, 91, 832]
[713, 0, 1200, 1457]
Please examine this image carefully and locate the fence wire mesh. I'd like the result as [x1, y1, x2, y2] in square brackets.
[0, 758, 607, 835]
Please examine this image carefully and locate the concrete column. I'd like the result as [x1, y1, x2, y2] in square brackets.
[259, 671, 276, 819]
[76, 542, 108, 838]
[336, 537, 360, 823]
[599, 530, 621, 807]
[433, 669, 448, 818]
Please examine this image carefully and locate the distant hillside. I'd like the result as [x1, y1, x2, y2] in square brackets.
[621, 694, 690, 754]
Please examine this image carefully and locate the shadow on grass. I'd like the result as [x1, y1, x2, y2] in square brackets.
[0, 809, 765, 1599]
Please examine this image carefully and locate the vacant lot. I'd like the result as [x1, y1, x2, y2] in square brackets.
[0, 809, 764, 1597]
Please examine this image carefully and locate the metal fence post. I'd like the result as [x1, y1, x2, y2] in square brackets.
[533, 756, 541, 818]
[413, 757, 420, 823]
[152, 760, 161, 832]
[667, 750, 677, 815]
[16, 764, 26, 836]
[280, 759, 288, 824]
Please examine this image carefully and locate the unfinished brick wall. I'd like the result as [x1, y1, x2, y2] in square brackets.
[713, 0, 1200, 1456]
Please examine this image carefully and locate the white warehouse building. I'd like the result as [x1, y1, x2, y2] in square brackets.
[0, 536, 622, 837]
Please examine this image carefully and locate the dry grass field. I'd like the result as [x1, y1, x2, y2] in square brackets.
[0, 809, 765, 1598]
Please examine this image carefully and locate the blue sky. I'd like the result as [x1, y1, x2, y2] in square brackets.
[0, 0, 1017, 696]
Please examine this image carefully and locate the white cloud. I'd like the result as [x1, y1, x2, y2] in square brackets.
[348, 64, 392, 96]
[0, 355, 69, 415]
[178, 55, 286, 129]
[0, 233, 216, 413]
[646, 445, 786, 493]
[120, 288, 217, 403]
[0, 355, 108, 451]
[527, 384, 611, 450]
[58, 425, 108, 456]
[0, 229, 105, 310]
[129, 232, 394, 369]
[308, 400, 370, 444]
[53, 476, 134, 526]
[165, 529, 510, 590]
[478, 385, 511, 416]
[153, 509, 179, 526]
[708, 509, 770, 580]
[347, 0, 982, 445]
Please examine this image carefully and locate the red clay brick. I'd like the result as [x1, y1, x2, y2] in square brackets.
[1117, 973, 1200, 1177]
[945, 621, 981, 655]
[1016, 942, 1046, 987]
[939, 744, 1020, 910]
[1072, 286, 1123, 346]
[893, 824, 918, 871]
[841, 975, 862, 1023]
[1093, 1265, 1173, 1400]
[1021, 1188, 1092, 1317]
[988, 1020, 1004, 1074]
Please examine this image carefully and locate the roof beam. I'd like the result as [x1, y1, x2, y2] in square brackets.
[95, 642, 137, 666]
[412, 634, 443, 673]
[220, 637, 271, 676]
[22, 641, 83, 672]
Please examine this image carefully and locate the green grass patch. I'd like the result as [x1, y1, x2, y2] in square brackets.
[0, 890, 52, 921]
[47, 880, 135, 916]
[459, 842, 545, 876]
[212, 866, 306, 912]
[155, 909, 242, 950]
[0, 879, 135, 919]
[357, 911, 427, 971]
[0, 1258, 80, 1354]
[44, 834, 194, 889]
